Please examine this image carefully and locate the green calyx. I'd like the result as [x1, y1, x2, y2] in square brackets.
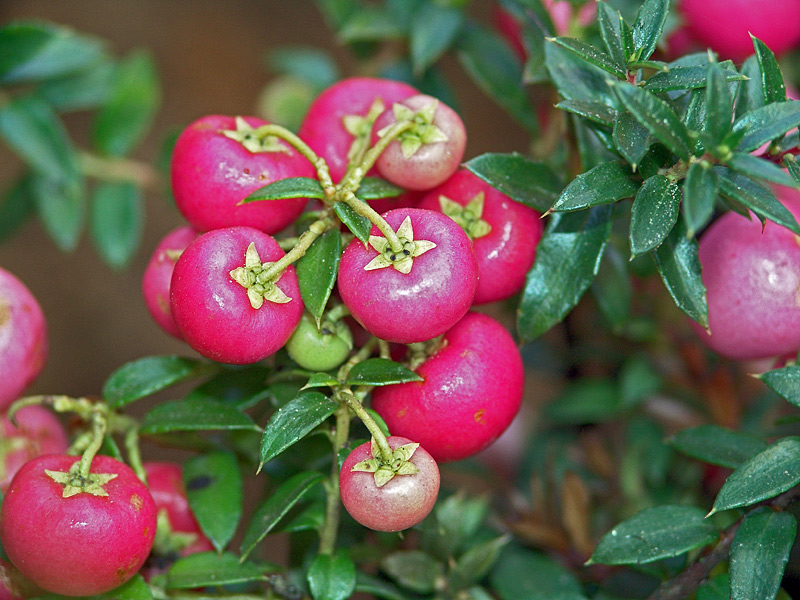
[351, 438, 420, 487]
[152, 509, 201, 556]
[46, 461, 118, 498]
[438, 192, 492, 240]
[364, 216, 437, 274]
[376, 100, 448, 159]
[343, 97, 386, 167]
[230, 242, 293, 309]
[220, 116, 292, 154]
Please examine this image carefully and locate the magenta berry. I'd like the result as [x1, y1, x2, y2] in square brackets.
[0, 454, 156, 596]
[337, 207, 478, 343]
[372, 312, 524, 462]
[417, 168, 543, 305]
[141, 225, 199, 340]
[170, 114, 314, 234]
[372, 94, 467, 191]
[339, 436, 440, 532]
[0, 268, 47, 411]
[170, 226, 303, 364]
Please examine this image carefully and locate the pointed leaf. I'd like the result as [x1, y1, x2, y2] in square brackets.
[244, 177, 325, 202]
[670, 425, 768, 469]
[139, 398, 260, 434]
[549, 37, 625, 79]
[381, 551, 443, 594]
[307, 551, 357, 600]
[551, 161, 637, 212]
[643, 65, 745, 94]
[613, 111, 650, 167]
[733, 100, 800, 152]
[735, 56, 764, 120]
[753, 36, 786, 104]
[296, 229, 341, 323]
[545, 41, 612, 104]
[704, 62, 733, 145]
[682, 162, 718, 237]
[716, 168, 800, 234]
[758, 365, 800, 407]
[410, 2, 463, 75]
[490, 546, 587, 600]
[631, 0, 669, 62]
[344, 358, 422, 387]
[31, 174, 85, 252]
[165, 552, 268, 589]
[354, 177, 404, 200]
[629, 175, 680, 256]
[556, 99, 617, 127]
[334, 201, 371, 243]
[449, 535, 511, 592]
[653, 220, 708, 327]
[596, 2, 626, 68]
[90, 181, 143, 269]
[786, 156, 800, 185]
[727, 152, 798, 187]
[464, 152, 562, 212]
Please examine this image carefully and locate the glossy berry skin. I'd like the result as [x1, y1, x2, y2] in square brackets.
[417, 168, 543, 304]
[298, 77, 419, 183]
[339, 436, 440, 532]
[689, 191, 800, 360]
[372, 94, 467, 191]
[170, 114, 313, 234]
[338, 208, 478, 343]
[0, 406, 69, 492]
[141, 225, 198, 339]
[0, 454, 156, 596]
[0, 268, 47, 411]
[170, 227, 303, 364]
[285, 312, 353, 371]
[372, 312, 524, 462]
[678, 0, 800, 63]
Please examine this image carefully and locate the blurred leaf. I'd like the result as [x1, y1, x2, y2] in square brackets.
[490, 545, 587, 600]
[752, 36, 786, 104]
[140, 398, 260, 434]
[241, 471, 324, 560]
[613, 111, 650, 168]
[38, 58, 115, 111]
[730, 509, 796, 600]
[334, 201, 371, 243]
[716, 168, 800, 234]
[546, 379, 620, 425]
[670, 425, 768, 469]
[557, 99, 617, 128]
[643, 65, 745, 94]
[381, 550, 443, 594]
[337, 6, 403, 42]
[103, 355, 215, 409]
[296, 229, 342, 324]
[410, 2, 463, 76]
[697, 573, 731, 600]
[704, 62, 733, 145]
[308, 551, 356, 600]
[165, 552, 267, 589]
[631, 0, 669, 62]
[758, 365, 800, 407]
[551, 161, 636, 212]
[93, 50, 159, 156]
[0, 175, 36, 243]
[90, 181, 143, 268]
[420, 493, 489, 560]
[590, 244, 632, 332]
[464, 152, 561, 212]
[243, 176, 325, 203]
[589, 505, 718, 565]
[727, 152, 798, 187]
[93, 575, 151, 600]
[620, 356, 661, 406]
[355, 572, 414, 600]
[184, 450, 242, 552]
[653, 220, 708, 328]
[629, 175, 679, 256]
[549, 37, 625, 79]
[682, 161, 718, 237]
[343, 358, 422, 387]
[268, 46, 339, 89]
[449, 535, 511, 592]
[518, 205, 613, 342]
[259, 391, 338, 468]
[545, 41, 611, 103]
[732, 101, 800, 152]
[31, 174, 85, 251]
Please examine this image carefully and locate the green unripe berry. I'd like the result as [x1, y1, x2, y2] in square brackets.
[285, 313, 353, 371]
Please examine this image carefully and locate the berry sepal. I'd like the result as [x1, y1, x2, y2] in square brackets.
[351, 437, 420, 487]
[45, 462, 118, 498]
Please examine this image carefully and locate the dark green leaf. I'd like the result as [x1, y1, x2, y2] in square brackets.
[420, 493, 489, 559]
[545, 41, 612, 104]
[753, 36, 786, 104]
[518, 205, 613, 342]
[410, 2, 463, 75]
[704, 62, 734, 145]
[730, 509, 797, 600]
[307, 551, 357, 600]
[653, 220, 708, 327]
[259, 391, 338, 467]
[296, 229, 342, 324]
[244, 177, 325, 202]
[464, 152, 562, 212]
[0, 176, 35, 243]
[733, 100, 800, 152]
[268, 46, 339, 89]
[556, 99, 617, 127]
[589, 505, 718, 565]
[92, 574, 152, 600]
[711, 437, 800, 514]
[735, 56, 764, 120]
[354, 572, 414, 600]
[31, 174, 85, 251]
[338, 6, 403, 42]
[449, 535, 511, 592]
[354, 176, 404, 200]
[697, 573, 731, 600]
[165, 552, 267, 589]
[590, 245, 632, 332]
[643, 65, 745, 94]
[619, 16, 634, 62]
[549, 37, 625, 79]
[302, 372, 340, 389]
[140, 398, 260, 434]
[716, 168, 800, 234]
[613, 111, 650, 167]
[612, 82, 692, 160]
[90, 182, 143, 268]
[786, 156, 800, 185]
[456, 24, 538, 132]
[381, 551, 443, 594]
[491, 546, 587, 600]
[629, 175, 679, 256]
[343, 358, 422, 387]
[184, 365, 271, 410]
[38, 58, 115, 111]
[758, 365, 800, 407]
[727, 152, 798, 187]
[334, 201, 371, 243]
[670, 425, 768, 468]
[240, 471, 324, 559]
[545, 379, 621, 425]
[682, 162, 718, 237]
[103, 355, 214, 409]
[551, 161, 637, 212]
[631, 0, 669, 62]
[183, 451, 242, 552]
[596, 2, 626, 68]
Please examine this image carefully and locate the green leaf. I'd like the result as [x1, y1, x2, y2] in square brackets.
[613, 111, 650, 168]
[631, 0, 669, 62]
[490, 546, 587, 600]
[704, 62, 734, 145]
[302, 372, 340, 390]
[464, 152, 562, 212]
[612, 82, 692, 160]
[0, 21, 106, 84]
[296, 229, 341, 324]
[354, 572, 414, 600]
[711, 437, 800, 514]
[354, 176, 404, 200]
[590, 245, 632, 332]
[259, 391, 338, 467]
[30, 173, 85, 252]
[653, 219, 708, 327]
[38, 58, 115, 111]
[307, 551, 357, 600]
[420, 493, 489, 560]
[629, 175, 680, 256]
[240, 471, 324, 560]
[165, 552, 267, 589]
[103, 355, 214, 409]
[733, 100, 800, 152]
[735, 56, 764, 120]
[758, 365, 800, 407]
[556, 99, 617, 128]
[727, 152, 798, 187]
[456, 24, 538, 132]
[244, 176, 325, 203]
[343, 358, 422, 387]
[338, 6, 404, 42]
[716, 168, 800, 234]
[268, 46, 339, 89]
[0, 176, 36, 243]
[518, 205, 613, 342]
[185, 365, 271, 410]
[449, 535, 511, 592]
[589, 505, 718, 565]
[643, 65, 745, 94]
[697, 573, 731, 600]
[786, 156, 800, 185]
[545, 41, 612, 104]
[139, 398, 260, 434]
[381, 551, 443, 594]
[596, 2, 626, 69]
[183, 450, 242, 552]
[90, 182, 143, 269]
[545, 379, 621, 425]
[551, 161, 637, 212]
[410, 2, 463, 76]
[670, 425, 768, 469]
[752, 36, 786, 104]
[730, 509, 796, 600]
[334, 201, 371, 243]
[549, 37, 625, 79]
[682, 162, 718, 237]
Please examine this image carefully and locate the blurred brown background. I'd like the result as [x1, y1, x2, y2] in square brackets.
[0, 1, 530, 403]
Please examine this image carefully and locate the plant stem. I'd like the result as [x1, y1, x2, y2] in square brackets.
[79, 151, 160, 189]
[339, 190, 404, 252]
[318, 405, 351, 555]
[335, 390, 393, 463]
[252, 123, 335, 193]
[258, 214, 337, 282]
[78, 408, 108, 480]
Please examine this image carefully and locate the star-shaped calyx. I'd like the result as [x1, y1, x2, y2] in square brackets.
[220, 116, 290, 154]
[376, 100, 449, 159]
[230, 242, 292, 309]
[364, 216, 437, 274]
[351, 438, 420, 487]
[46, 462, 118, 498]
[342, 98, 386, 166]
[439, 192, 492, 240]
